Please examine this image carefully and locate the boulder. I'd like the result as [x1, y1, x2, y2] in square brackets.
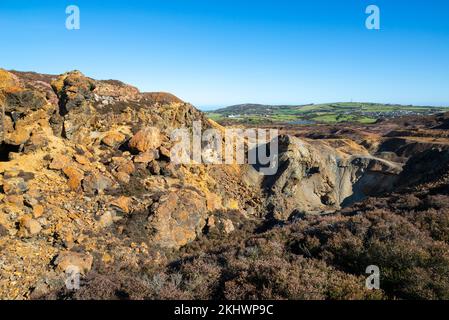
[148, 190, 208, 249]
[128, 127, 162, 153]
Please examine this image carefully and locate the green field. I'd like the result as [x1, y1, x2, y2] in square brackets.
[207, 102, 446, 125]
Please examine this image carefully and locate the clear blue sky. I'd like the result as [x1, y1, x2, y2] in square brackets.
[1, 0, 449, 109]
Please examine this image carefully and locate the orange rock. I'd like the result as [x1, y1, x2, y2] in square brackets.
[111, 196, 131, 214]
[117, 161, 135, 175]
[114, 171, 130, 184]
[33, 204, 44, 218]
[134, 150, 158, 164]
[102, 131, 126, 148]
[49, 154, 71, 170]
[206, 192, 223, 211]
[74, 154, 90, 165]
[63, 167, 84, 191]
[159, 146, 171, 159]
[7, 127, 30, 145]
[4, 195, 24, 206]
[129, 127, 162, 153]
[18, 215, 42, 237]
[0, 69, 20, 89]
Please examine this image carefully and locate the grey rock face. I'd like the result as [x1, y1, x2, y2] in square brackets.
[261, 135, 402, 220]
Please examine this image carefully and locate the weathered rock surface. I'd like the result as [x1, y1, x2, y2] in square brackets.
[261, 135, 402, 220]
[0, 69, 254, 298]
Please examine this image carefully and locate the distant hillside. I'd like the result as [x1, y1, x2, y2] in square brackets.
[214, 103, 306, 115]
[208, 102, 447, 125]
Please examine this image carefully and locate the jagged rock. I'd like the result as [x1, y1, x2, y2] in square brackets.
[159, 146, 171, 159]
[74, 154, 90, 165]
[262, 135, 402, 220]
[129, 127, 162, 153]
[0, 68, 20, 89]
[51, 71, 96, 115]
[148, 160, 161, 175]
[4, 194, 24, 206]
[23, 132, 49, 153]
[3, 90, 47, 114]
[99, 212, 114, 228]
[32, 204, 44, 218]
[114, 171, 130, 184]
[116, 160, 135, 175]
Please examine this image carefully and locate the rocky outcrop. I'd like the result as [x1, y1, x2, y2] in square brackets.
[0, 69, 255, 298]
[261, 135, 402, 220]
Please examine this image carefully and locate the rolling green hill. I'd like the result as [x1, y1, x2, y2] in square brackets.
[207, 102, 447, 125]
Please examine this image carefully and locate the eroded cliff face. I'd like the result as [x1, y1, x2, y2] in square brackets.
[258, 135, 402, 220]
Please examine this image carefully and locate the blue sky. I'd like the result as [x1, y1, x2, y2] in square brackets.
[1, 0, 448, 109]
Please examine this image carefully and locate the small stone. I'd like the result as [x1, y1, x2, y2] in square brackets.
[159, 146, 171, 159]
[102, 253, 113, 264]
[18, 215, 42, 237]
[207, 215, 216, 229]
[99, 212, 113, 227]
[148, 160, 161, 175]
[33, 204, 44, 218]
[4, 195, 24, 206]
[117, 161, 135, 175]
[82, 172, 114, 195]
[222, 219, 235, 234]
[23, 194, 38, 207]
[206, 193, 223, 211]
[114, 171, 130, 184]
